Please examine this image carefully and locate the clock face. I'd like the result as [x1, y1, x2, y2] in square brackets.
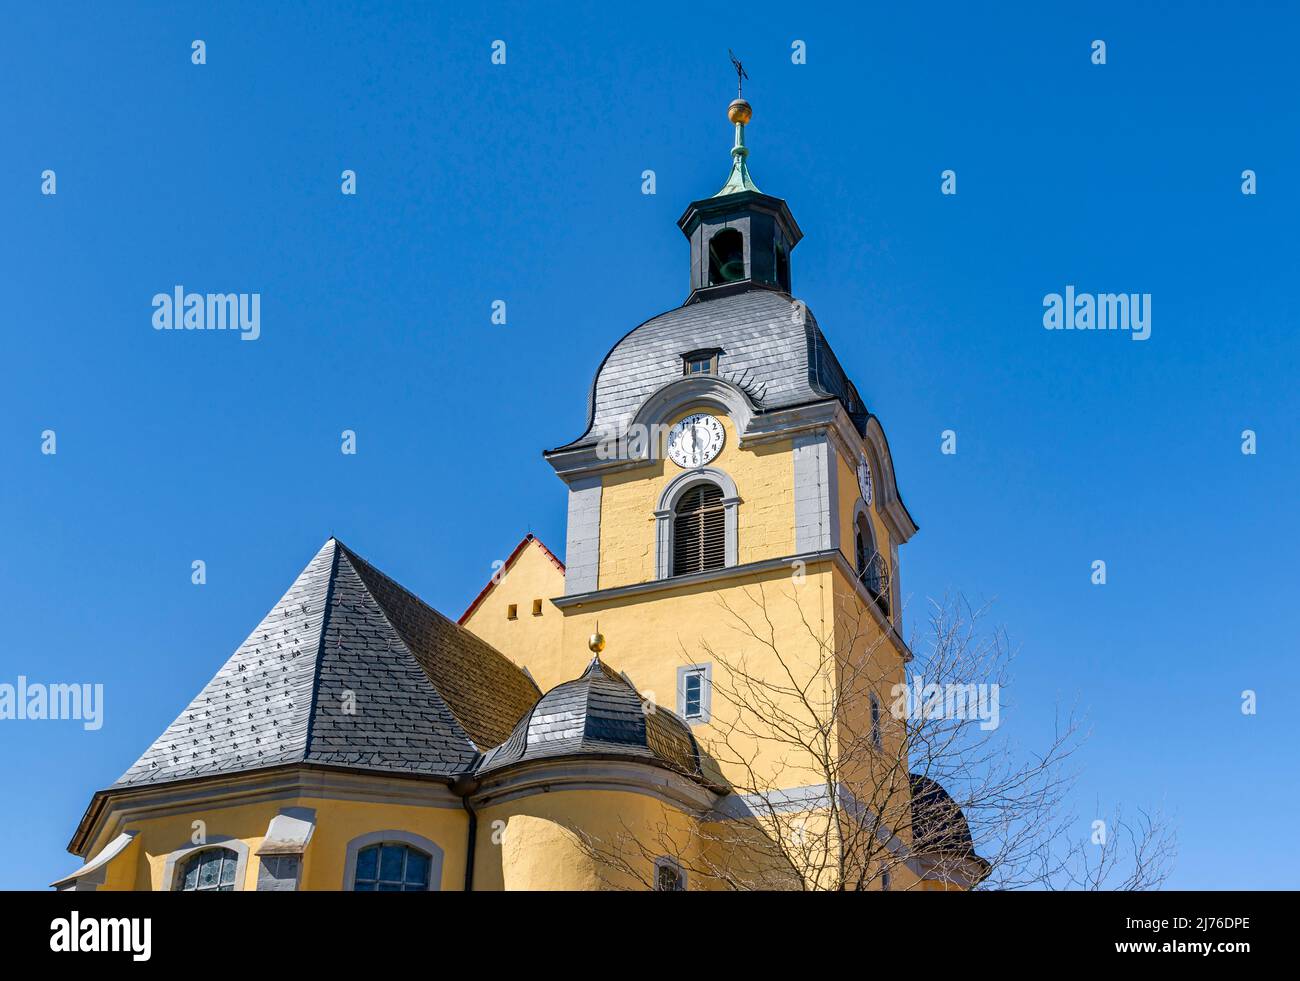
[857, 455, 874, 506]
[666, 413, 725, 468]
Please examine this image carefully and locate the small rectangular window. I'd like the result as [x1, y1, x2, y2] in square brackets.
[684, 673, 702, 717]
[681, 349, 721, 376]
[677, 663, 712, 723]
[531, 599, 543, 616]
[506, 604, 518, 620]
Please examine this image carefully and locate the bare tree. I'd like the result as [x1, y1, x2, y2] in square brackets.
[579, 584, 1175, 891]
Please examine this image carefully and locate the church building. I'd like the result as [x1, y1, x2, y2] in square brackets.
[56, 94, 986, 892]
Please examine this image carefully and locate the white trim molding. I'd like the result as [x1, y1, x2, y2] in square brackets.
[51, 830, 139, 891]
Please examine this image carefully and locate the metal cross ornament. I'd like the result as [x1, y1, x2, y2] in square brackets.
[728, 49, 749, 97]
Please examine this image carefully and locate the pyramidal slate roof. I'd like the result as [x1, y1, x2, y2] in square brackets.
[115, 539, 542, 788]
[478, 656, 710, 785]
[551, 288, 870, 452]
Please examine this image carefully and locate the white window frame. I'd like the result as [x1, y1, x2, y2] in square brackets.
[676, 663, 713, 724]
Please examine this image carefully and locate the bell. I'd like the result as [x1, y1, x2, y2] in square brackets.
[719, 258, 746, 282]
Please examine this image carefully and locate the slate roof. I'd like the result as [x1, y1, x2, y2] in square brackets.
[477, 656, 710, 784]
[551, 288, 870, 452]
[115, 539, 542, 788]
[909, 773, 978, 858]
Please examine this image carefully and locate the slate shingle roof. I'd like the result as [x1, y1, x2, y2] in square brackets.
[477, 656, 708, 784]
[909, 773, 978, 858]
[115, 539, 542, 788]
[553, 288, 870, 452]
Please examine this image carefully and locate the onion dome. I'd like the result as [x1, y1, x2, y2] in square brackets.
[477, 656, 715, 786]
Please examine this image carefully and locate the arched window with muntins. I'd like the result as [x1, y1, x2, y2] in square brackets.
[177, 847, 240, 891]
[352, 842, 432, 891]
[673, 483, 726, 576]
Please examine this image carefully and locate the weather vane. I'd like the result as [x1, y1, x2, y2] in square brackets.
[728, 49, 748, 98]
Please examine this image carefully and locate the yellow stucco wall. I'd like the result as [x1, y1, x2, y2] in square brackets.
[80, 794, 467, 891]
[596, 410, 795, 591]
[474, 788, 708, 890]
[461, 537, 566, 687]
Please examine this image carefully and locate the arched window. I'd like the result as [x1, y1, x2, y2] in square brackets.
[176, 847, 240, 892]
[655, 856, 686, 891]
[655, 467, 739, 580]
[673, 483, 726, 575]
[855, 512, 890, 616]
[352, 842, 432, 892]
[707, 229, 745, 285]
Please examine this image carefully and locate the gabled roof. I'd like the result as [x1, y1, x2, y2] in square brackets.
[114, 539, 541, 789]
[457, 533, 565, 625]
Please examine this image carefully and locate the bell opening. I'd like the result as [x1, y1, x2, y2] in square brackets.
[707, 229, 746, 285]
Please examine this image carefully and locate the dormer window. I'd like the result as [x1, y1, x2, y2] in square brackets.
[682, 348, 721, 376]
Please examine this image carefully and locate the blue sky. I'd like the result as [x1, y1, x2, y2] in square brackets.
[2, 2, 1296, 890]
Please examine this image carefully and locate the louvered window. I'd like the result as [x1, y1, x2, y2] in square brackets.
[673, 483, 726, 576]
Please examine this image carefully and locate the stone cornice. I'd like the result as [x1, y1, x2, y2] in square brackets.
[68, 763, 460, 857]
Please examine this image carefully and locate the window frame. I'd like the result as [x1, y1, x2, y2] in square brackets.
[342, 830, 443, 892]
[162, 837, 250, 892]
[676, 663, 713, 724]
[681, 348, 722, 377]
[654, 467, 739, 581]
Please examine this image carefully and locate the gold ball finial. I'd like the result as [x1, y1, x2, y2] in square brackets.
[728, 98, 752, 125]
[588, 630, 606, 654]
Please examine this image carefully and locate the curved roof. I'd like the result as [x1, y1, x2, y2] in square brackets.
[477, 657, 708, 783]
[552, 288, 869, 452]
[909, 773, 978, 858]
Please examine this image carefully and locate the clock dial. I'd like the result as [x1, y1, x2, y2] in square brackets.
[666, 413, 725, 468]
[857, 455, 874, 506]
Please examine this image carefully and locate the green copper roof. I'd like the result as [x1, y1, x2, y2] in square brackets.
[714, 123, 761, 196]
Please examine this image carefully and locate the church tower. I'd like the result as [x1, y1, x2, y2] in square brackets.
[512, 91, 937, 888]
[535, 93, 918, 704]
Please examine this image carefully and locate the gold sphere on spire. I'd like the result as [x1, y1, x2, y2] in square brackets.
[588, 631, 606, 654]
[728, 98, 752, 125]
